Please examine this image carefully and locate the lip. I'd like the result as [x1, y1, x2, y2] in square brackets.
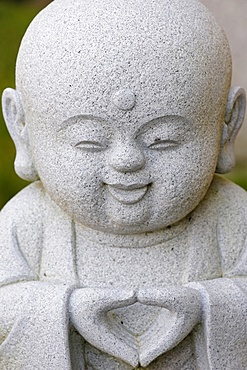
[106, 183, 150, 205]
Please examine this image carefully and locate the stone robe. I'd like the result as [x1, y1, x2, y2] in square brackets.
[0, 175, 246, 369]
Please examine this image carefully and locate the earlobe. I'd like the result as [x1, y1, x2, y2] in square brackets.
[2, 88, 39, 181]
[216, 86, 246, 174]
[2, 88, 27, 142]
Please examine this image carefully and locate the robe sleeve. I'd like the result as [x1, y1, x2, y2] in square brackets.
[0, 282, 73, 370]
[188, 277, 247, 370]
[184, 178, 247, 369]
[0, 184, 74, 370]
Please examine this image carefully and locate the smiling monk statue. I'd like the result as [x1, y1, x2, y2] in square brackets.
[1, 0, 247, 369]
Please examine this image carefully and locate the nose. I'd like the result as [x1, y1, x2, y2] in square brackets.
[109, 140, 146, 173]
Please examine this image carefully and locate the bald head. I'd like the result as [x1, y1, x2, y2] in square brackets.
[16, 0, 231, 120]
[4, 0, 245, 229]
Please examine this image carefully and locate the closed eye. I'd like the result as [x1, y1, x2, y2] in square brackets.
[148, 140, 179, 150]
[75, 141, 107, 151]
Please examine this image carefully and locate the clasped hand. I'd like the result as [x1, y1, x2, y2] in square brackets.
[69, 286, 202, 367]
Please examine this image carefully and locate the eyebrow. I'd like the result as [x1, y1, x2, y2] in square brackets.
[135, 115, 190, 136]
[58, 114, 109, 132]
[58, 113, 189, 135]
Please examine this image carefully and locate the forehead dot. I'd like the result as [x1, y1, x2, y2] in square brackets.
[112, 89, 136, 111]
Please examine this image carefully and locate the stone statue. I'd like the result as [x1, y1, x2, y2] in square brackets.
[1, 0, 247, 368]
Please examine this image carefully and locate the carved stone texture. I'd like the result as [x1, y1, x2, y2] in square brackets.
[1, 0, 247, 369]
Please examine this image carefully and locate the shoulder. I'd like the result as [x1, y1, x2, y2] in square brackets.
[206, 175, 247, 226]
[0, 181, 46, 227]
[192, 175, 247, 223]
[209, 174, 247, 206]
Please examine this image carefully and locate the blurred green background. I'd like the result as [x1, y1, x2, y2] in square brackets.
[0, 0, 246, 210]
[0, 0, 51, 209]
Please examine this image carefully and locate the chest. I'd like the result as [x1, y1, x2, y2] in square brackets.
[75, 231, 189, 289]
[74, 230, 197, 370]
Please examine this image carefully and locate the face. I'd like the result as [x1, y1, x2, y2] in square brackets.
[16, 0, 231, 234]
[27, 82, 222, 234]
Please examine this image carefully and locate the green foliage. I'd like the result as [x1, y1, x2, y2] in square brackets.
[0, 1, 246, 210]
[0, 1, 43, 209]
[225, 163, 247, 190]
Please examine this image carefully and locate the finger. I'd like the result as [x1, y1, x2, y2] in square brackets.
[69, 288, 139, 367]
[70, 288, 137, 313]
[72, 308, 139, 367]
[139, 310, 201, 367]
[137, 287, 201, 314]
[139, 316, 187, 367]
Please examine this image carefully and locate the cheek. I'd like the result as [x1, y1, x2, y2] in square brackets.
[149, 142, 218, 204]
[35, 142, 105, 201]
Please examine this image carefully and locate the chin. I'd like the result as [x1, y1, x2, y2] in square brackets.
[105, 201, 150, 231]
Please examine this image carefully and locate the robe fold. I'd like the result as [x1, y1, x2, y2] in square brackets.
[0, 176, 246, 369]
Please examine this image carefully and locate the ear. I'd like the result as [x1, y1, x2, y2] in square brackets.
[2, 88, 39, 181]
[216, 86, 246, 174]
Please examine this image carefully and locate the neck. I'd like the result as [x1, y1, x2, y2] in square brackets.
[75, 216, 190, 248]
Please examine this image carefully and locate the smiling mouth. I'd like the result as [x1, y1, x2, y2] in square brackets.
[106, 183, 150, 205]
